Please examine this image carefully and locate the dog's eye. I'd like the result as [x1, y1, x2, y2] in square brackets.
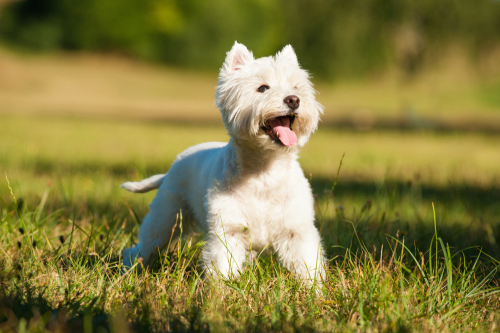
[257, 85, 270, 93]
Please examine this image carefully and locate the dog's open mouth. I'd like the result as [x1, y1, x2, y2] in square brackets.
[262, 115, 297, 146]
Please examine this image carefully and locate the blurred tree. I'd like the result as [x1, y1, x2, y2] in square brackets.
[0, 0, 63, 50]
[1, 0, 499, 80]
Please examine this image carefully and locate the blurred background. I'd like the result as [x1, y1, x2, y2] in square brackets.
[2, 0, 500, 126]
[2, 2, 500, 329]
[0, 0, 499, 252]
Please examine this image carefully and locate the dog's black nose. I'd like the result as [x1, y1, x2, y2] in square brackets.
[284, 95, 300, 110]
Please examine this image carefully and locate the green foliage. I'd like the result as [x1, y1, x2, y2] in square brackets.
[1, 0, 500, 79]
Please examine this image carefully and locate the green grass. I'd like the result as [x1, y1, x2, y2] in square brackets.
[1, 114, 500, 332]
[1, 115, 499, 193]
[480, 81, 500, 109]
[2, 47, 500, 129]
[1, 164, 500, 332]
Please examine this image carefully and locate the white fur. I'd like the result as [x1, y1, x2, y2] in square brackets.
[122, 42, 325, 283]
[121, 174, 165, 193]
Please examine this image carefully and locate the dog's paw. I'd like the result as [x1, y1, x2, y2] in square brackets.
[121, 246, 142, 275]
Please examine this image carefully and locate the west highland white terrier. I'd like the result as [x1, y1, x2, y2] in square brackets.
[122, 42, 325, 283]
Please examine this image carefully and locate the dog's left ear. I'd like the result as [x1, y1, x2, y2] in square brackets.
[223, 41, 254, 74]
[276, 45, 299, 67]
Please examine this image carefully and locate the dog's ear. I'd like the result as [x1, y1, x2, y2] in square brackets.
[276, 45, 299, 66]
[223, 42, 254, 73]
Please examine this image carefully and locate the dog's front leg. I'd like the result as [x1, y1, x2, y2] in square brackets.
[273, 226, 326, 285]
[201, 225, 248, 279]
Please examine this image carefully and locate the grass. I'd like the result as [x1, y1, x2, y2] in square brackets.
[1, 46, 500, 128]
[1, 48, 500, 331]
[1, 163, 500, 332]
[1, 114, 500, 332]
[1, 115, 499, 195]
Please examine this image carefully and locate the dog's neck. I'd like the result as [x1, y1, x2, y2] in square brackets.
[228, 138, 298, 178]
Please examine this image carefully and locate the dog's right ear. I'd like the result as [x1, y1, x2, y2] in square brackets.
[222, 41, 254, 74]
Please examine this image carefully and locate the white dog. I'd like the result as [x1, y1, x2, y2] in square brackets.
[122, 42, 325, 283]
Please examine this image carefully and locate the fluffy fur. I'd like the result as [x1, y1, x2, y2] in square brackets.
[122, 42, 325, 282]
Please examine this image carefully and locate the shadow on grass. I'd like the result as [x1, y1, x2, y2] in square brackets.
[26, 157, 170, 179]
[310, 177, 500, 212]
[309, 176, 500, 261]
[0, 277, 208, 333]
[1, 176, 499, 332]
[2, 174, 499, 260]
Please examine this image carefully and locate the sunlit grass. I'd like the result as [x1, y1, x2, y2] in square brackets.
[1, 173, 499, 332]
[1, 113, 500, 331]
[1, 47, 500, 127]
[1, 47, 500, 332]
[1, 115, 499, 199]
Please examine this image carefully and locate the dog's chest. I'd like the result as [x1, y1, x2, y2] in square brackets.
[232, 172, 295, 243]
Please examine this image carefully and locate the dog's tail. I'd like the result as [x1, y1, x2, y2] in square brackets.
[121, 174, 165, 193]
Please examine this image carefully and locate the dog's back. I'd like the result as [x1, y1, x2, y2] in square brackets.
[121, 142, 228, 193]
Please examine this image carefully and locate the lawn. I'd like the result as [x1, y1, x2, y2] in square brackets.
[1, 114, 499, 332]
[2, 47, 500, 128]
[1, 48, 500, 332]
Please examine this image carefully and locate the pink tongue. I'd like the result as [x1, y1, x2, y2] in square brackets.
[268, 117, 297, 146]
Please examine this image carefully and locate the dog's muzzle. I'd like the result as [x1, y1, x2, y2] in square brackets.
[262, 113, 297, 146]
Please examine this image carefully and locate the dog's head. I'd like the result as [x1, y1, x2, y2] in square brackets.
[216, 42, 323, 150]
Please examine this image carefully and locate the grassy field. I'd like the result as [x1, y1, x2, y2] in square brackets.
[1, 114, 500, 332]
[1, 49, 500, 332]
[2, 47, 500, 129]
